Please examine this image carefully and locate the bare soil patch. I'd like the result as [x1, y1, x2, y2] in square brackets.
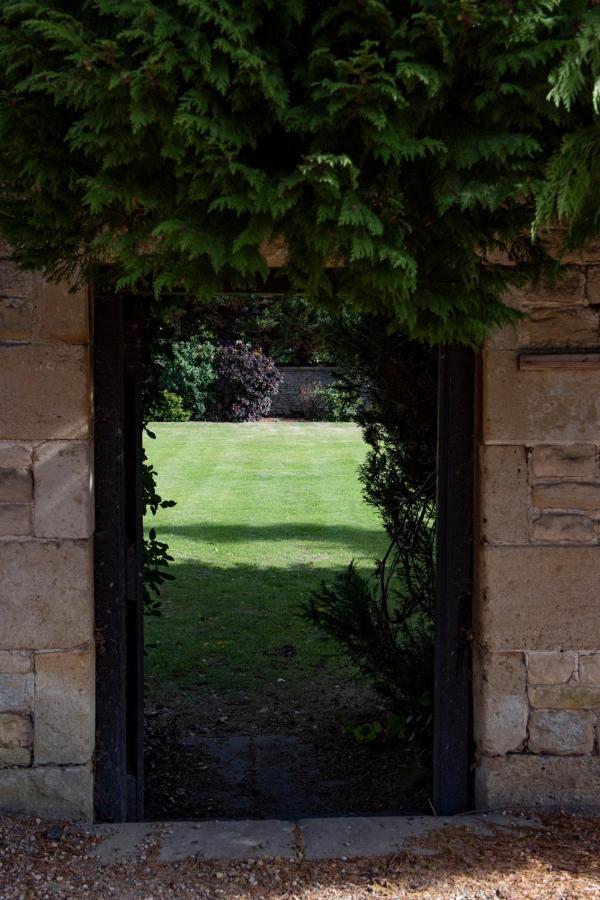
[144, 680, 429, 820]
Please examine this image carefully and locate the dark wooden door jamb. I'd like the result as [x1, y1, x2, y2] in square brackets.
[433, 345, 475, 815]
[94, 292, 144, 822]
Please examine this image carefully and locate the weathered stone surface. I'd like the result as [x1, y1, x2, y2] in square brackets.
[0, 344, 90, 440]
[0, 764, 93, 820]
[579, 654, 600, 684]
[527, 652, 576, 685]
[0, 469, 32, 503]
[514, 270, 586, 311]
[159, 821, 295, 863]
[33, 441, 93, 539]
[518, 307, 599, 348]
[0, 540, 93, 649]
[33, 282, 89, 343]
[0, 503, 31, 537]
[91, 824, 154, 864]
[476, 754, 600, 812]
[0, 713, 32, 749]
[529, 683, 600, 709]
[92, 815, 542, 864]
[483, 321, 519, 351]
[479, 445, 529, 544]
[587, 265, 600, 303]
[0, 652, 32, 675]
[34, 650, 94, 765]
[477, 546, 600, 651]
[528, 709, 594, 755]
[0, 748, 31, 767]
[0, 442, 32, 469]
[532, 444, 598, 480]
[0, 261, 36, 297]
[532, 482, 600, 511]
[299, 816, 483, 861]
[0, 295, 33, 342]
[0, 675, 33, 713]
[542, 231, 600, 266]
[474, 651, 528, 756]
[496, 267, 587, 312]
[531, 513, 594, 543]
[483, 350, 600, 443]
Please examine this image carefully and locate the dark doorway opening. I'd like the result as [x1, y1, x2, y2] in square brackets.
[93, 290, 475, 823]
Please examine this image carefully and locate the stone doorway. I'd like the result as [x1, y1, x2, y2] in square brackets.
[92, 290, 476, 823]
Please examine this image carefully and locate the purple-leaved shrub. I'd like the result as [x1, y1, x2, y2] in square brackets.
[212, 341, 281, 422]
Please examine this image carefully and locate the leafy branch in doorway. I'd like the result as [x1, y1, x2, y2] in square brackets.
[142, 299, 179, 618]
[142, 432, 175, 618]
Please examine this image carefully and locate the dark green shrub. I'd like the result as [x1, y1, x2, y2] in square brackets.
[158, 340, 216, 420]
[303, 486, 436, 745]
[147, 390, 191, 423]
[303, 317, 437, 746]
[334, 316, 438, 518]
[313, 384, 362, 422]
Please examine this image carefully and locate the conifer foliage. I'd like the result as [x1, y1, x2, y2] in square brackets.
[0, 1, 597, 343]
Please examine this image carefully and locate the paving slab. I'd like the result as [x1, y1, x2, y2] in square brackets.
[158, 819, 296, 862]
[90, 813, 541, 863]
[299, 813, 540, 860]
[90, 823, 155, 864]
[299, 815, 447, 859]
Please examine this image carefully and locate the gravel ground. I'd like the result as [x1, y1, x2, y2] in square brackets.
[1, 812, 600, 899]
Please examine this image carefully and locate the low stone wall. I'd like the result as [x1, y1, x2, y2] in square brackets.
[475, 236, 600, 811]
[0, 246, 94, 819]
[269, 366, 337, 418]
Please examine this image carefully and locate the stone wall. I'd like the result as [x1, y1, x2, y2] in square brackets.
[2, 231, 600, 821]
[475, 235, 600, 811]
[0, 246, 94, 819]
[269, 366, 337, 418]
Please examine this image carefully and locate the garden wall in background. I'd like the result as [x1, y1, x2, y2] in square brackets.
[474, 234, 600, 811]
[0, 244, 94, 819]
[269, 366, 336, 418]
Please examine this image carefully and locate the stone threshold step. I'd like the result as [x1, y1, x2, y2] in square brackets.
[91, 813, 539, 864]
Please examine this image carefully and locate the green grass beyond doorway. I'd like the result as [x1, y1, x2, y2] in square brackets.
[144, 421, 387, 709]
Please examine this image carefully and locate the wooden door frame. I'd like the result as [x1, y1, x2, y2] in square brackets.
[93, 298, 476, 821]
[93, 291, 145, 823]
[433, 345, 475, 814]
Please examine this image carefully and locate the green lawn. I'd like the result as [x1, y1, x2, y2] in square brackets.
[144, 421, 388, 709]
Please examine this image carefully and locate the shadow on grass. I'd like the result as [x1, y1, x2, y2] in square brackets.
[144, 558, 366, 635]
[147, 557, 376, 606]
[144, 559, 374, 695]
[155, 521, 386, 551]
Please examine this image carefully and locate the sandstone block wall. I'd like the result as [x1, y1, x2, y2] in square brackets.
[0, 246, 94, 819]
[475, 237, 600, 811]
[2, 230, 600, 821]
